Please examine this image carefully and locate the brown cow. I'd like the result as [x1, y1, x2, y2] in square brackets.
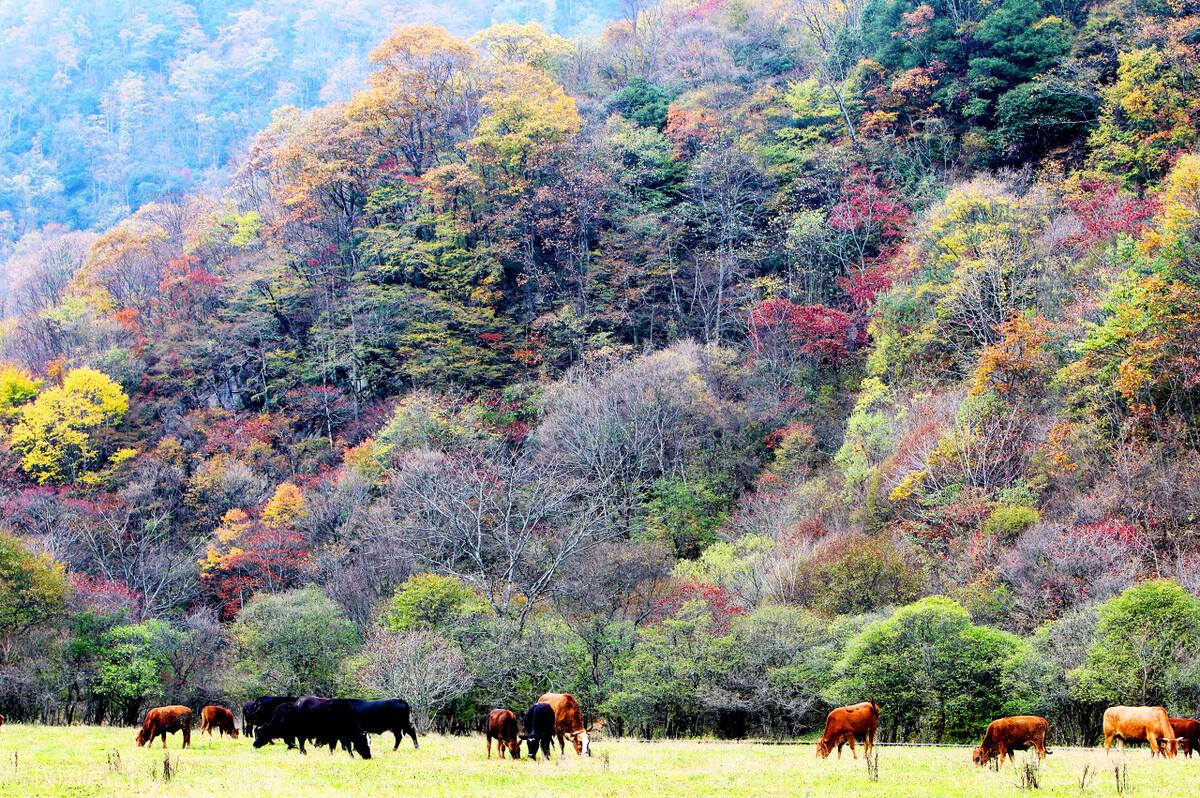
[1170, 718, 1200, 758]
[1103, 706, 1178, 758]
[486, 708, 521, 759]
[538, 693, 591, 756]
[972, 716, 1049, 767]
[816, 701, 880, 759]
[0, 714, 5, 728]
[136, 705, 193, 749]
[200, 705, 239, 739]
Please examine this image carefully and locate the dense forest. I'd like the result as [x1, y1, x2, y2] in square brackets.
[0, 0, 620, 247]
[2, 0, 1200, 745]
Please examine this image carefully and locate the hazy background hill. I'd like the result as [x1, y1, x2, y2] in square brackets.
[0, 0, 620, 249]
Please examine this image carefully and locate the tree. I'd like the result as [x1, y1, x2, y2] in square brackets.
[92, 620, 184, 725]
[356, 629, 473, 732]
[8, 367, 130, 484]
[829, 596, 1031, 742]
[382, 573, 489, 633]
[229, 587, 361, 698]
[0, 531, 68, 662]
[1071, 580, 1200, 708]
[349, 25, 479, 177]
[0, 365, 40, 421]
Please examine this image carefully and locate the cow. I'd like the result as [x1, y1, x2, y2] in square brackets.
[1170, 718, 1200, 758]
[538, 692, 591, 756]
[486, 708, 521, 760]
[135, 705, 193, 749]
[1103, 706, 1179, 758]
[521, 702, 556, 761]
[0, 714, 5, 728]
[815, 701, 879, 760]
[345, 699, 419, 751]
[972, 716, 1049, 767]
[200, 705, 239, 739]
[253, 696, 371, 759]
[243, 696, 297, 740]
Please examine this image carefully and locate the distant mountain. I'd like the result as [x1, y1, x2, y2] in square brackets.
[0, 0, 619, 249]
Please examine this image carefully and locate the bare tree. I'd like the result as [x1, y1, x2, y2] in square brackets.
[357, 629, 473, 732]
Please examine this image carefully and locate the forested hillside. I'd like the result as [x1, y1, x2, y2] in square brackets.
[0, 0, 619, 249]
[2, 0, 1200, 744]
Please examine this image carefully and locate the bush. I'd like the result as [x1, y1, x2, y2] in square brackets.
[788, 533, 923, 616]
[980, 504, 1039, 542]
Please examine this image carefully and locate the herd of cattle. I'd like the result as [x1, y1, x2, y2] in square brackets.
[133, 692, 590, 761]
[129, 694, 1200, 768]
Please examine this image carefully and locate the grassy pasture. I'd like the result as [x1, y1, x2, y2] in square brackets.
[0, 724, 1197, 797]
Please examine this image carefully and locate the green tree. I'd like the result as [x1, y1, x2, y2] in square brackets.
[642, 477, 729, 559]
[229, 587, 361, 698]
[382, 573, 489, 633]
[829, 596, 1031, 742]
[8, 367, 129, 484]
[0, 531, 69, 661]
[1071, 580, 1200, 707]
[92, 620, 183, 725]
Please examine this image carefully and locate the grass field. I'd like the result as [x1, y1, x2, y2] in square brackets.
[0, 724, 1197, 797]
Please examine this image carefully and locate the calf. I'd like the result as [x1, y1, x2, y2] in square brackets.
[253, 696, 370, 759]
[345, 699, 419, 751]
[1103, 706, 1179, 758]
[136, 705, 193, 749]
[1170, 718, 1200, 758]
[521, 702, 556, 761]
[538, 692, 591, 756]
[972, 716, 1049, 767]
[816, 701, 879, 760]
[200, 705, 239, 739]
[486, 708, 521, 759]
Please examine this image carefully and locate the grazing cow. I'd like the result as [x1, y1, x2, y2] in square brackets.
[521, 702, 556, 761]
[1170, 718, 1200, 758]
[972, 716, 1049, 767]
[486, 709, 521, 760]
[136, 705, 193, 749]
[243, 696, 297, 740]
[815, 701, 880, 760]
[200, 705, 239, 739]
[253, 696, 371, 759]
[538, 692, 591, 756]
[0, 714, 5, 728]
[345, 699, 419, 751]
[1103, 706, 1179, 758]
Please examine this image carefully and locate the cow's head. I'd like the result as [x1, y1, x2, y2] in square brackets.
[252, 725, 275, 749]
[135, 727, 149, 747]
[506, 736, 522, 759]
[971, 745, 993, 767]
[230, 725, 240, 740]
[1157, 736, 1183, 758]
[568, 730, 592, 756]
[815, 739, 831, 759]
[352, 732, 372, 760]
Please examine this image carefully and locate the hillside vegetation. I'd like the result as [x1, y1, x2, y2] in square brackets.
[1, 0, 1200, 745]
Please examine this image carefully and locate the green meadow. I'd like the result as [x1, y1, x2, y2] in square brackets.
[0, 724, 1196, 798]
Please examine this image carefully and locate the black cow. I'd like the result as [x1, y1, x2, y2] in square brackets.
[253, 696, 371, 759]
[346, 699, 419, 751]
[243, 696, 297, 740]
[521, 702, 555, 761]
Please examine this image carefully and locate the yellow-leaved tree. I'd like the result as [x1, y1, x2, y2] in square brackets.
[8, 367, 130, 484]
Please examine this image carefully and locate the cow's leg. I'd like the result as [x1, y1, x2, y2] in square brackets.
[160, 731, 167, 749]
[406, 722, 419, 749]
[487, 735, 493, 759]
[183, 724, 191, 749]
[543, 738, 552, 760]
[1104, 733, 1114, 755]
[557, 731, 565, 756]
[848, 736, 857, 760]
